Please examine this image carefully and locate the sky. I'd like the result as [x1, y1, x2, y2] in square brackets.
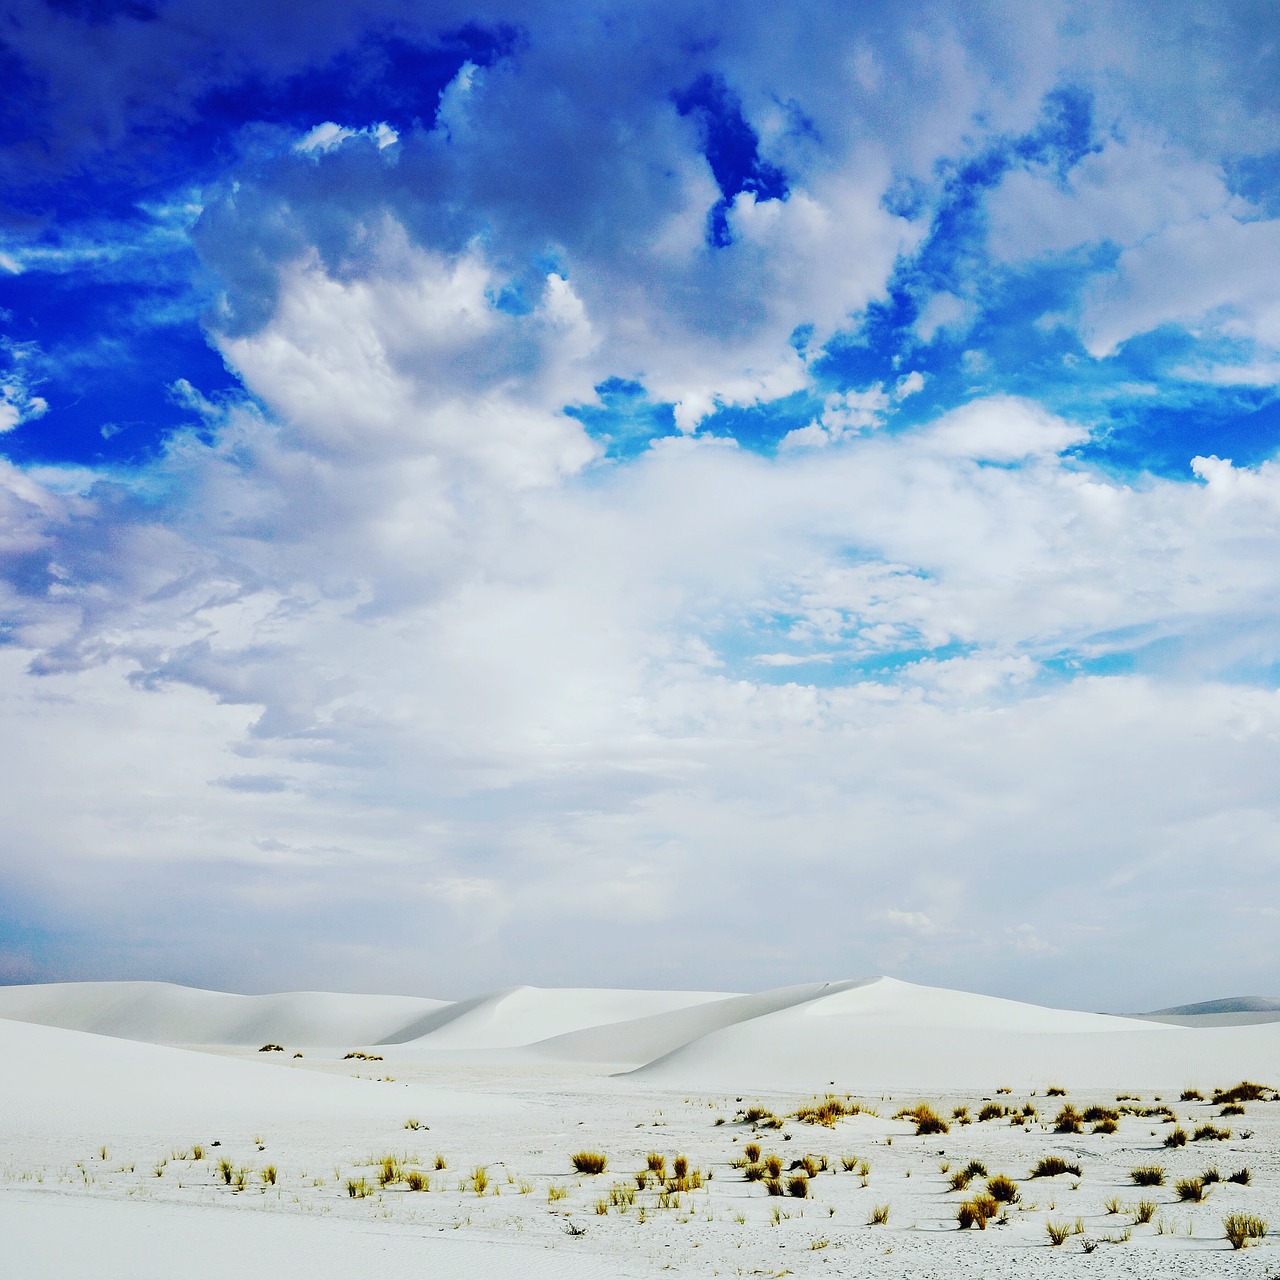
[1, 0, 1279, 1010]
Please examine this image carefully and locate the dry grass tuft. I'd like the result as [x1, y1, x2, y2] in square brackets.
[1030, 1156, 1081, 1179]
[571, 1152, 607, 1175]
[1224, 1212, 1267, 1250]
[1130, 1165, 1165, 1186]
[868, 1203, 890, 1225]
[894, 1102, 949, 1135]
[987, 1174, 1019, 1203]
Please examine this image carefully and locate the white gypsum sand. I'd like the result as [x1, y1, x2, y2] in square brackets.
[2, 976, 1278, 1279]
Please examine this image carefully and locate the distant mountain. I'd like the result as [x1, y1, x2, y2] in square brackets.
[1147, 996, 1280, 1015]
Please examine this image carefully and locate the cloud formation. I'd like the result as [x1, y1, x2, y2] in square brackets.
[1, 0, 1279, 1006]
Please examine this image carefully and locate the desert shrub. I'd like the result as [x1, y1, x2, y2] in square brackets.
[1031, 1156, 1081, 1178]
[1180, 1088, 1203, 1102]
[977, 1103, 1004, 1122]
[868, 1203, 890, 1225]
[787, 1174, 809, 1198]
[794, 1095, 858, 1126]
[840, 1155, 859, 1173]
[1202, 1166, 1221, 1184]
[1046, 1220, 1072, 1246]
[1093, 1117, 1118, 1134]
[379, 1156, 403, 1187]
[1224, 1212, 1267, 1250]
[1164, 1127, 1188, 1148]
[1130, 1165, 1165, 1186]
[261, 1165, 277, 1185]
[765, 1154, 783, 1177]
[895, 1102, 949, 1135]
[346, 1177, 371, 1198]
[1053, 1104, 1083, 1134]
[952, 1106, 970, 1123]
[1046, 1086, 1067, 1097]
[406, 1170, 428, 1191]
[218, 1158, 234, 1185]
[635, 1169, 649, 1188]
[470, 1165, 489, 1195]
[1104, 1197, 1123, 1215]
[1221, 1103, 1246, 1116]
[646, 1153, 665, 1176]
[1133, 1199, 1157, 1224]
[798, 1155, 819, 1177]
[1212, 1082, 1269, 1105]
[957, 1199, 993, 1229]
[744, 1142, 761, 1162]
[743, 1164, 764, 1181]
[404, 1118, 425, 1131]
[949, 1170, 972, 1192]
[987, 1174, 1019, 1203]
[672, 1155, 688, 1178]
[342, 1051, 383, 1061]
[962, 1159, 988, 1178]
[1193, 1124, 1231, 1142]
[434, 1154, 447, 1170]
[571, 1152, 607, 1175]
[1175, 1177, 1206, 1202]
[1228, 1167, 1251, 1185]
[259, 1043, 284, 1052]
[547, 1184, 568, 1202]
[191, 1145, 204, 1162]
[1083, 1106, 1119, 1122]
[764, 1177, 784, 1196]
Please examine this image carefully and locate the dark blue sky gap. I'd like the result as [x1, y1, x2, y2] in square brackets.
[673, 73, 789, 246]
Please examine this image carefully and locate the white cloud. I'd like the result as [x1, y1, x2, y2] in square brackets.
[6, 382, 1280, 997]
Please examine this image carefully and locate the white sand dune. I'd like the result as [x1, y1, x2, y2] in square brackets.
[630, 976, 1280, 1091]
[377, 984, 732, 1052]
[0, 980, 446, 1047]
[0, 1016, 510, 1136]
[524, 979, 873, 1065]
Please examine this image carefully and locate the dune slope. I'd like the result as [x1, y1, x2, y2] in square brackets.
[0, 980, 446, 1046]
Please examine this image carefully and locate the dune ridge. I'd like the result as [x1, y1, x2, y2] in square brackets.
[0, 980, 446, 1047]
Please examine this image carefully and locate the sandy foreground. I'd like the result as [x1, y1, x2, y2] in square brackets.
[2, 976, 1279, 1278]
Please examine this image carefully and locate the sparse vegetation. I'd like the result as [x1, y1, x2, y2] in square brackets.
[1053, 1104, 1083, 1134]
[977, 1103, 1004, 1122]
[1133, 1199, 1157, 1224]
[868, 1203, 890, 1225]
[1193, 1124, 1231, 1141]
[571, 1152, 607, 1175]
[1046, 1220, 1072, 1246]
[1228, 1167, 1251, 1185]
[894, 1102, 949, 1135]
[1176, 1176, 1207, 1201]
[1031, 1156, 1081, 1179]
[1224, 1212, 1267, 1250]
[261, 1165, 277, 1185]
[1180, 1089, 1204, 1102]
[987, 1174, 1018, 1203]
[342, 1051, 383, 1061]
[1164, 1127, 1188, 1148]
[404, 1118, 426, 1130]
[346, 1176, 372, 1198]
[1213, 1082, 1269, 1105]
[786, 1173, 809, 1197]
[1131, 1165, 1165, 1186]
[793, 1095, 864, 1126]
[406, 1170, 428, 1191]
[258, 1043, 284, 1052]
[744, 1142, 761, 1162]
